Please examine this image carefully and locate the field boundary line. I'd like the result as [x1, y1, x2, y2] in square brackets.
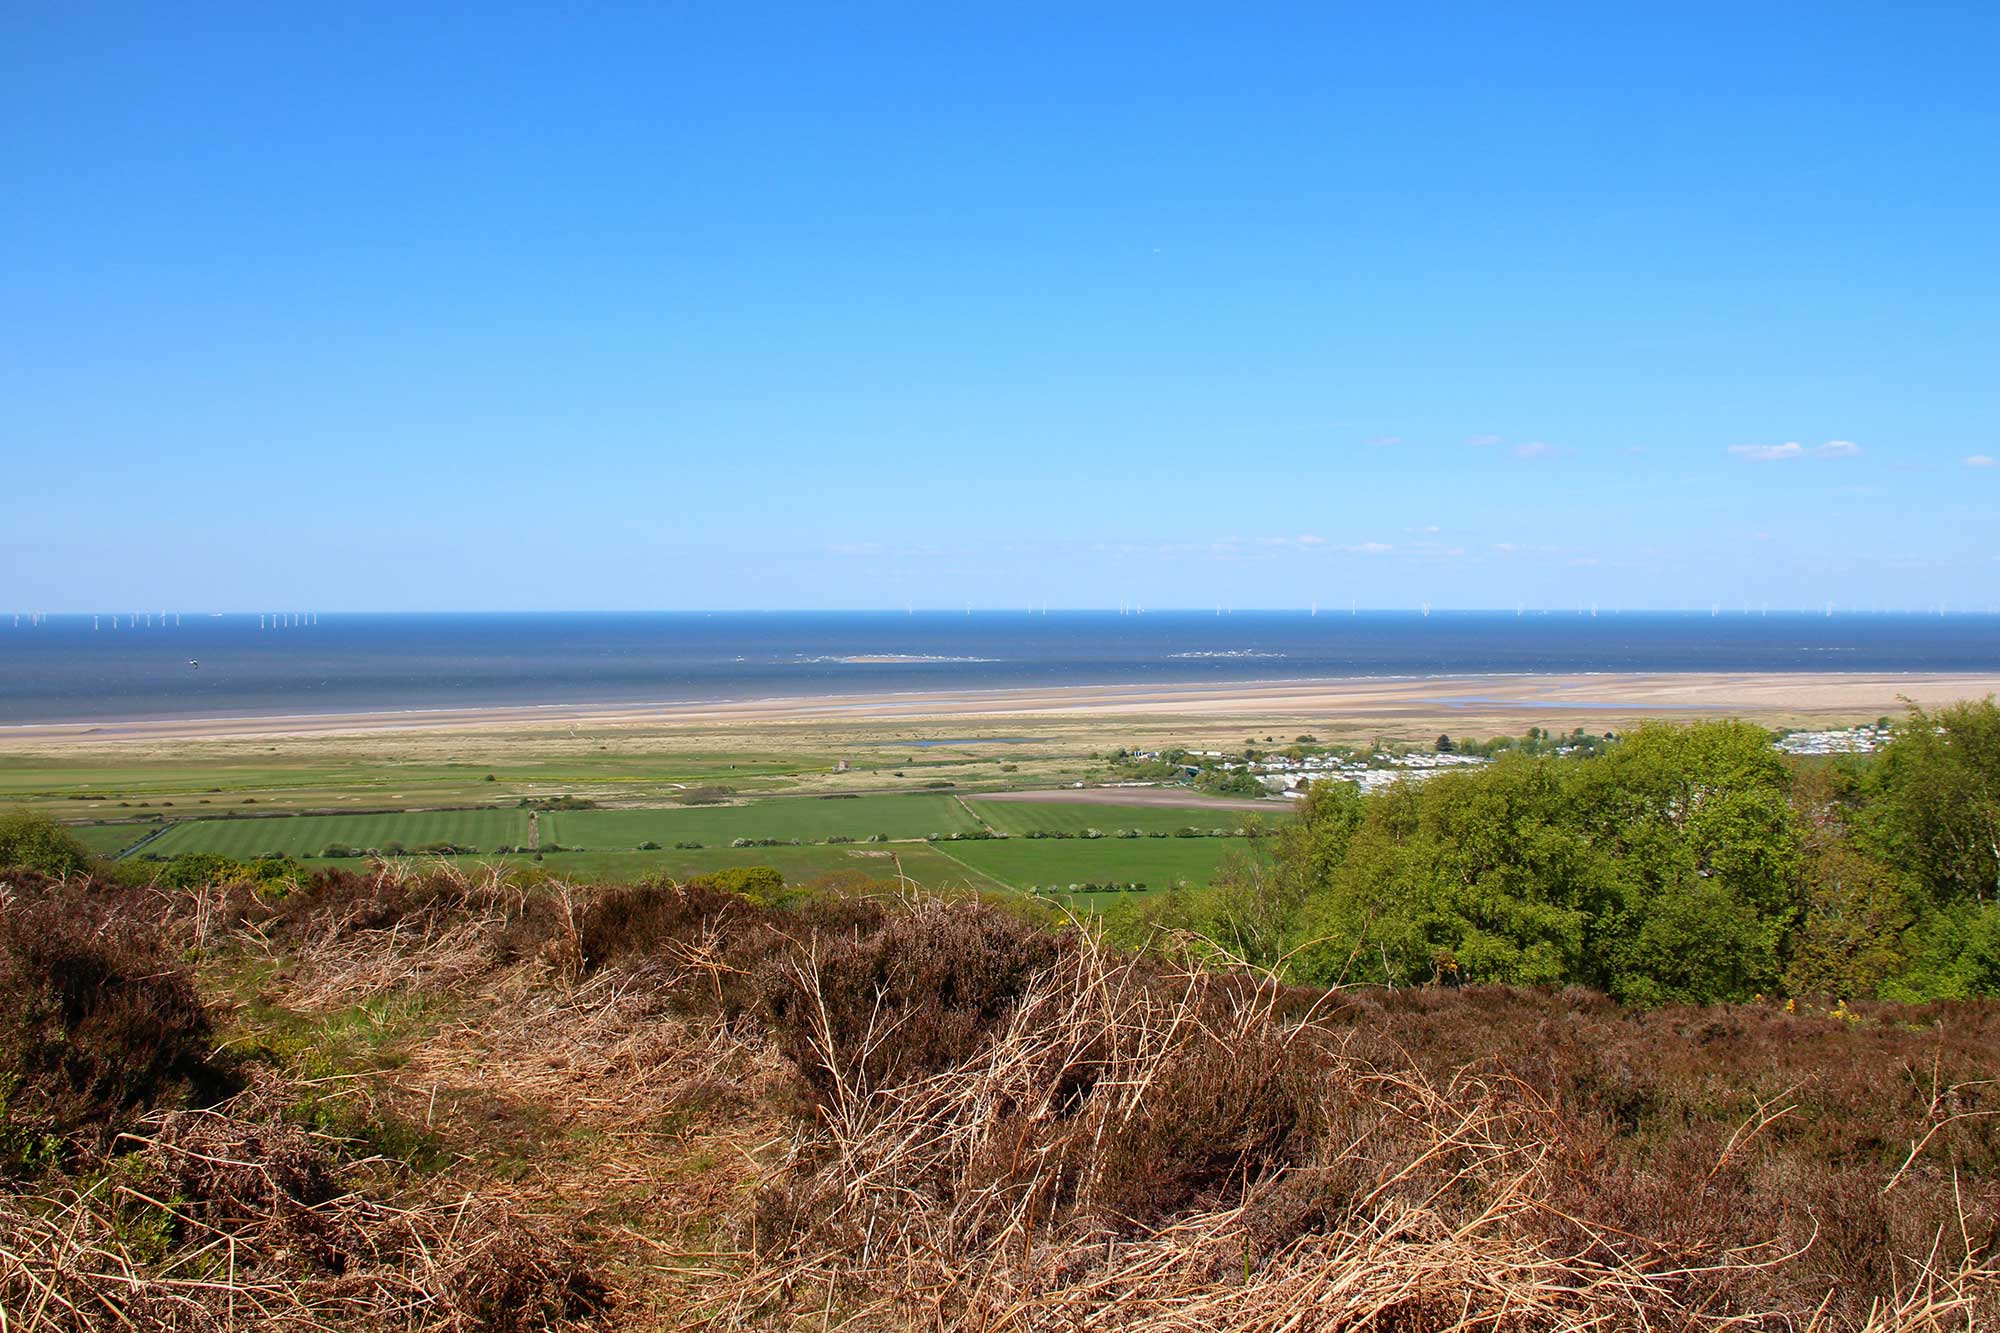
[953, 794, 998, 835]
[113, 823, 174, 860]
[921, 842, 1015, 894]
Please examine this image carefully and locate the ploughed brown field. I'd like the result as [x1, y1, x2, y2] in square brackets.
[4, 863, 1994, 1332]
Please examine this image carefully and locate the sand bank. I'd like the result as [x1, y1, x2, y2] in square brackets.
[5, 672, 1996, 746]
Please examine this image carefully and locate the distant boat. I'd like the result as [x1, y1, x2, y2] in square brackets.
[187, 659, 199, 669]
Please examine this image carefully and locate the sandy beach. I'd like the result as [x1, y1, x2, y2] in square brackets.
[7, 671, 1997, 747]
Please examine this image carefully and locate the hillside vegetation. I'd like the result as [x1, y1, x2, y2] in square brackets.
[0, 852, 1995, 1331]
[1109, 700, 2000, 1005]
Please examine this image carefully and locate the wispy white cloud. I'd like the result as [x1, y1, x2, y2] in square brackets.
[1966, 454, 1996, 469]
[1728, 439, 1862, 462]
[1342, 541, 1394, 555]
[827, 541, 885, 556]
[1363, 435, 1402, 448]
[1466, 434, 1502, 447]
[1512, 441, 1558, 460]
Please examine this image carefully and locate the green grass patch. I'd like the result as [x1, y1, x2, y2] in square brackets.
[542, 794, 981, 848]
[145, 809, 530, 859]
[966, 799, 1285, 836]
[65, 822, 161, 855]
[932, 836, 1246, 896]
[290, 841, 986, 889]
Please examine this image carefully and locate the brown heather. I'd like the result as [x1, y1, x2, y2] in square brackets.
[0, 861, 1994, 1331]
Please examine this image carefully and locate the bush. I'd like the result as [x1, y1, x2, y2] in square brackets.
[0, 811, 93, 877]
[691, 865, 787, 905]
[0, 881, 219, 1166]
[578, 881, 766, 974]
[757, 900, 1057, 1099]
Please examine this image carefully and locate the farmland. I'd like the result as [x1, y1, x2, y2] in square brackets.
[109, 792, 1280, 864]
[65, 821, 161, 855]
[541, 794, 980, 847]
[144, 809, 530, 859]
[965, 798, 1282, 836]
[349, 841, 984, 889]
[87, 788, 1267, 898]
[930, 835, 1246, 897]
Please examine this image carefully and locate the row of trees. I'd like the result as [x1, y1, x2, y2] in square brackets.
[1106, 701, 2000, 1004]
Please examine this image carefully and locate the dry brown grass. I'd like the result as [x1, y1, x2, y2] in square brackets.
[686, 911, 1999, 1332]
[0, 1090, 607, 1331]
[4, 868, 1996, 1332]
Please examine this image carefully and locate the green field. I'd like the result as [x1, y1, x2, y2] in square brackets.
[541, 794, 981, 848]
[146, 809, 531, 859]
[102, 791, 1271, 898]
[287, 841, 983, 889]
[965, 799, 1284, 836]
[926, 836, 1248, 896]
[66, 822, 163, 855]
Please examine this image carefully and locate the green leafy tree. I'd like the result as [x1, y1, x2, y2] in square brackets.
[1867, 698, 2000, 906]
[1783, 843, 1915, 998]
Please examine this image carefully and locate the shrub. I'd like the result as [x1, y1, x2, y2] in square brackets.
[757, 900, 1057, 1099]
[0, 811, 93, 877]
[578, 880, 766, 976]
[0, 881, 218, 1165]
[691, 865, 787, 905]
[155, 852, 253, 890]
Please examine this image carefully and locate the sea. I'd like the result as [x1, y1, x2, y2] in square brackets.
[2, 611, 1998, 726]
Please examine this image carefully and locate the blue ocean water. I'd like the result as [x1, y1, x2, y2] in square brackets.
[1, 611, 1997, 725]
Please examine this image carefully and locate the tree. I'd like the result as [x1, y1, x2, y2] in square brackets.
[1783, 843, 1914, 998]
[1435, 733, 1454, 753]
[1866, 698, 2000, 905]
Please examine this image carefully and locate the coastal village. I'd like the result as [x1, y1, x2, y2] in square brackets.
[1772, 722, 1893, 755]
[1120, 743, 1496, 796]
[1122, 721, 1898, 800]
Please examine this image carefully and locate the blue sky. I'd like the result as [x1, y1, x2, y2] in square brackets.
[5, 3, 1997, 611]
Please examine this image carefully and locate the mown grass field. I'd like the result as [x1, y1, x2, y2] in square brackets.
[95, 791, 1267, 900]
[541, 794, 981, 847]
[146, 809, 531, 859]
[927, 836, 1247, 896]
[65, 822, 161, 855]
[291, 841, 981, 888]
[965, 799, 1284, 836]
